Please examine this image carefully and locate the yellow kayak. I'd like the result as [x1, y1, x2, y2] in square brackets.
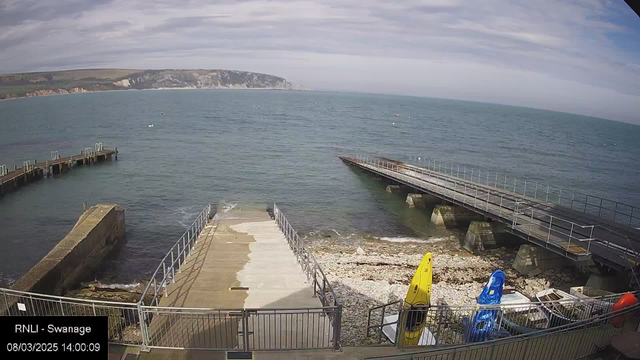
[403, 252, 432, 346]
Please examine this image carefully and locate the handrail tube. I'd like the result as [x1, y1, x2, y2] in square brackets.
[140, 203, 212, 304]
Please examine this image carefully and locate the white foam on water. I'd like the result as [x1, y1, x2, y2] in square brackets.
[175, 205, 201, 227]
[80, 282, 142, 290]
[379, 236, 449, 243]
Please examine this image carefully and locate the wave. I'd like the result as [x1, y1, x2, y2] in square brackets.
[79, 281, 143, 290]
[379, 236, 448, 243]
[175, 205, 202, 227]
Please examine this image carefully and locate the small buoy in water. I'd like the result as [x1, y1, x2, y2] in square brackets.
[408, 116, 411, 118]
[392, 122, 395, 125]
[395, 114, 399, 117]
[161, 112, 165, 115]
[148, 124, 154, 128]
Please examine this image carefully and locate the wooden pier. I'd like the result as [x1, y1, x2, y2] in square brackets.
[0, 146, 117, 198]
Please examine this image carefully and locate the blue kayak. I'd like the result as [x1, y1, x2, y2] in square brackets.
[465, 270, 506, 342]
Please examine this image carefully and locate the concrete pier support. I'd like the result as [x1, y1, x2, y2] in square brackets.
[406, 193, 439, 208]
[512, 244, 572, 276]
[463, 221, 501, 253]
[430, 205, 482, 226]
[386, 184, 409, 194]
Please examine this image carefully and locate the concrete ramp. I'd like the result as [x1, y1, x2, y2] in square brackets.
[149, 204, 332, 351]
[159, 204, 321, 309]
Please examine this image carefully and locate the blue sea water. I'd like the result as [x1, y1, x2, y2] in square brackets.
[0, 89, 639, 285]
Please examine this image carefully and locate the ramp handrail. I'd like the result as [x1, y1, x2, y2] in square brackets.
[139, 203, 213, 306]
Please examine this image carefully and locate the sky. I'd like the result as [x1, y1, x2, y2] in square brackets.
[1, 0, 639, 123]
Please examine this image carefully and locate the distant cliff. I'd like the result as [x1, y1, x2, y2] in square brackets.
[0, 69, 305, 99]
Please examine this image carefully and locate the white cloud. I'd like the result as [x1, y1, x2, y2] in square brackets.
[0, 0, 639, 123]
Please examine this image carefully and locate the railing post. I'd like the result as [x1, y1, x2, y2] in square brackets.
[162, 262, 167, 297]
[472, 187, 478, 207]
[546, 184, 550, 202]
[499, 195, 503, 216]
[153, 278, 157, 305]
[182, 236, 186, 263]
[138, 302, 150, 351]
[242, 309, 250, 352]
[495, 173, 498, 188]
[534, 182, 538, 199]
[558, 188, 563, 205]
[529, 209, 534, 236]
[171, 251, 176, 281]
[548, 216, 553, 243]
[568, 223, 574, 249]
[177, 243, 181, 273]
[613, 202, 619, 222]
[524, 180, 527, 197]
[333, 305, 343, 351]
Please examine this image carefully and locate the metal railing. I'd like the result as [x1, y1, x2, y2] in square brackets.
[353, 155, 599, 258]
[353, 155, 640, 271]
[140, 203, 213, 306]
[0, 287, 142, 345]
[406, 155, 640, 228]
[368, 292, 630, 349]
[140, 305, 339, 351]
[273, 203, 340, 309]
[365, 299, 640, 360]
[273, 203, 342, 350]
[1, 203, 342, 352]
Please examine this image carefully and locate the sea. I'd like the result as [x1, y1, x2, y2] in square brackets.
[1, 89, 639, 286]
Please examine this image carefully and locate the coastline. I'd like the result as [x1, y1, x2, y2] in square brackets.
[0, 86, 307, 102]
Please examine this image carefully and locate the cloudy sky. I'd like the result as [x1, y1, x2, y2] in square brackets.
[1, 0, 639, 122]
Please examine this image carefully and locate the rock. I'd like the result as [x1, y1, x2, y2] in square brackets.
[356, 247, 366, 255]
[527, 269, 542, 277]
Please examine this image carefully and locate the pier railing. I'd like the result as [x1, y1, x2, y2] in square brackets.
[354, 156, 599, 257]
[139, 203, 213, 306]
[365, 299, 640, 360]
[353, 155, 640, 272]
[405, 155, 640, 229]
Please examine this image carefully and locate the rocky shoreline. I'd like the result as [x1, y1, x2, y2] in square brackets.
[309, 237, 590, 346]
